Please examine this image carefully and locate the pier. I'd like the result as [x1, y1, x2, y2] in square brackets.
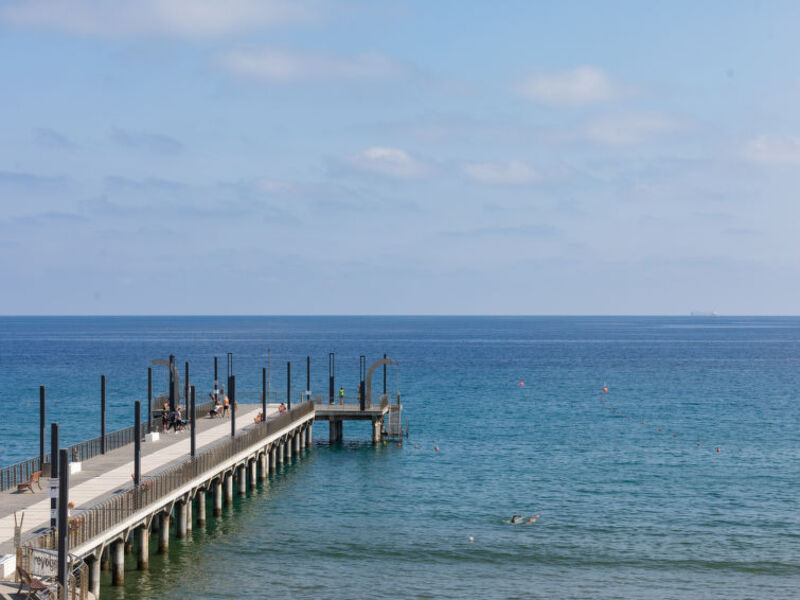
[0, 353, 403, 599]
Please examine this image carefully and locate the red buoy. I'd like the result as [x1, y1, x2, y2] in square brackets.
[716, 447, 721, 453]
[673, 433, 677, 438]
[603, 387, 608, 393]
[658, 428, 662, 432]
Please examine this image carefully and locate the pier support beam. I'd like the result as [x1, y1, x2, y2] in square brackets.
[286, 437, 293, 462]
[186, 497, 192, 534]
[249, 459, 257, 488]
[307, 424, 313, 448]
[176, 499, 187, 538]
[124, 531, 133, 555]
[372, 418, 382, 444]
[276, 443, 283, 467]
[213, 481, 223, 517]
[88, 556, 100, 599]
[197, 489, 206, 526]
[224, 473, 234, 504]
[111, 539, 124, 586]
[159, 512, 170, 553]
[293, 432, 300, 455]
[237, 465, 247, 496]
[258, 452, 267, 480]
[137, 524, 149, 570]
[270, 446, 277, 473]
[329, 420, 337, 442]
[100, 548, 109, 571]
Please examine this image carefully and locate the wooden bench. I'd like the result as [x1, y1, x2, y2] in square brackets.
[17, 471, 42, 493]
[16, 565, 49, 599]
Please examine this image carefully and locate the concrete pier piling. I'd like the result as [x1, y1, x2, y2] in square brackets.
[276, 443, 283, 467]
[176, 500, 187, 538]
[197, 489, 207, 525]
[225, 473, 234, 504]
[137, 525, 149, 570]
[307, 424, 313, 447]
[249, 459, 257, 488]
[270, 446, 277, 473]
[213, 480, 223, 517]
[111, 539, 124, 586]
[88, 556, 101, 598]
[186, 498, 193, 534]
[258, 452, 267, 480]
[159, 512, 170, 553]
[237, 465, 247, 496]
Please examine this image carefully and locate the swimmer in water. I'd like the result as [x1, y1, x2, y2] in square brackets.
[526, 515, 541, 524]
[511, 515, 524, 524]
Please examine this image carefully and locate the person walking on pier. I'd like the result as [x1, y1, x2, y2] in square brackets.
[338, 386, 344, 404]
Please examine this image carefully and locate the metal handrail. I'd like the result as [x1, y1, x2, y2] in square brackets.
[21, 401, 315, 553]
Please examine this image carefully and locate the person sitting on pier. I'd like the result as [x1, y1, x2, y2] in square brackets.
[278, 402, 286, 414]
[254, 411, 264, 424]
[209, 399, 222, 418]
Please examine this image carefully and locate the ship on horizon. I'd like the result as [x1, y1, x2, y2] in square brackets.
[690, 310, 718, 317]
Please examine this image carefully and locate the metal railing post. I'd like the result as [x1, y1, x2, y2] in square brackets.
[147, 368, 153, 433]
[229, 375, 236, 438]
[328, 352, 335, 405]
[190, 386, 196, 457]
[57, 449, 69, 600]
[50, 422, 59, 528]
[100, 375, 106, 454]
[287, 362, 291, 409]
[39, 386, 46, 467]
[134, 402, 141, 486]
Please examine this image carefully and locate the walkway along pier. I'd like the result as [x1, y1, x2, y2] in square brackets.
[0, 353, 403, 599]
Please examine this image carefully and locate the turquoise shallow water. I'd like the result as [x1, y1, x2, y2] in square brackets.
[1, 316, 800, 599]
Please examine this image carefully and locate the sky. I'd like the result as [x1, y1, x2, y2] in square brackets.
[0, 0, 798, 315]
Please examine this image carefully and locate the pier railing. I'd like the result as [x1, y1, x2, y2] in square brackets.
[21, 401, 315, 553]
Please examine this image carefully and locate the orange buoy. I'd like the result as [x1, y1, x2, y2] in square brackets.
[673, 433, 677, 438]
[658, 428, 662, 432]
[434, 446, 439, 451]
[603, 387, 608, 393]
[716, 447, 721, 453]
[414, 445, 419, 449]
[519, 381, 524, 386]
[397, 443, 402, 447]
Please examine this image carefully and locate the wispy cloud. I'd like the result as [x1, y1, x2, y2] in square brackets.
[10, 211, 88, 226]
[0, 0, 313, 37]
[218, 48, 411, 83]
[110, 129, 183, 155]
[32, 127, 74, 149]
[743, 135, 800, 165]
[582, 113, 684, 145]
[0, 170, 65, 187]
[337, 147, 429, 179]
[462, 160, 541, 185]
[444, 224, 559, 238]
[517, 66, 624, 108]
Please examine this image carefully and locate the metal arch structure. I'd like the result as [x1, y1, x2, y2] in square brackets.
[365, 358, 394, 408]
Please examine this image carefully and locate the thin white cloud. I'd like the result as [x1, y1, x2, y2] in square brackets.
[462, 160, 541, 185]
[342, 147, 428, 179]
[583, 113, 683, 145]
[743, 135, 800, 165]
[0, 0, 312, 37]
[219, 48, 410, 82]
[517, 66, 623, 108]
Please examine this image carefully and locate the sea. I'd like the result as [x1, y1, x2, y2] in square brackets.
[1, 316, 799, 599]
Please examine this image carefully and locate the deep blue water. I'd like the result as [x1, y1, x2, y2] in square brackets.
[1, 316, 799, 599]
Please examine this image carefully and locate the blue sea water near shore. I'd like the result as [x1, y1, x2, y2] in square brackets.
[1, 316, 799, 599]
